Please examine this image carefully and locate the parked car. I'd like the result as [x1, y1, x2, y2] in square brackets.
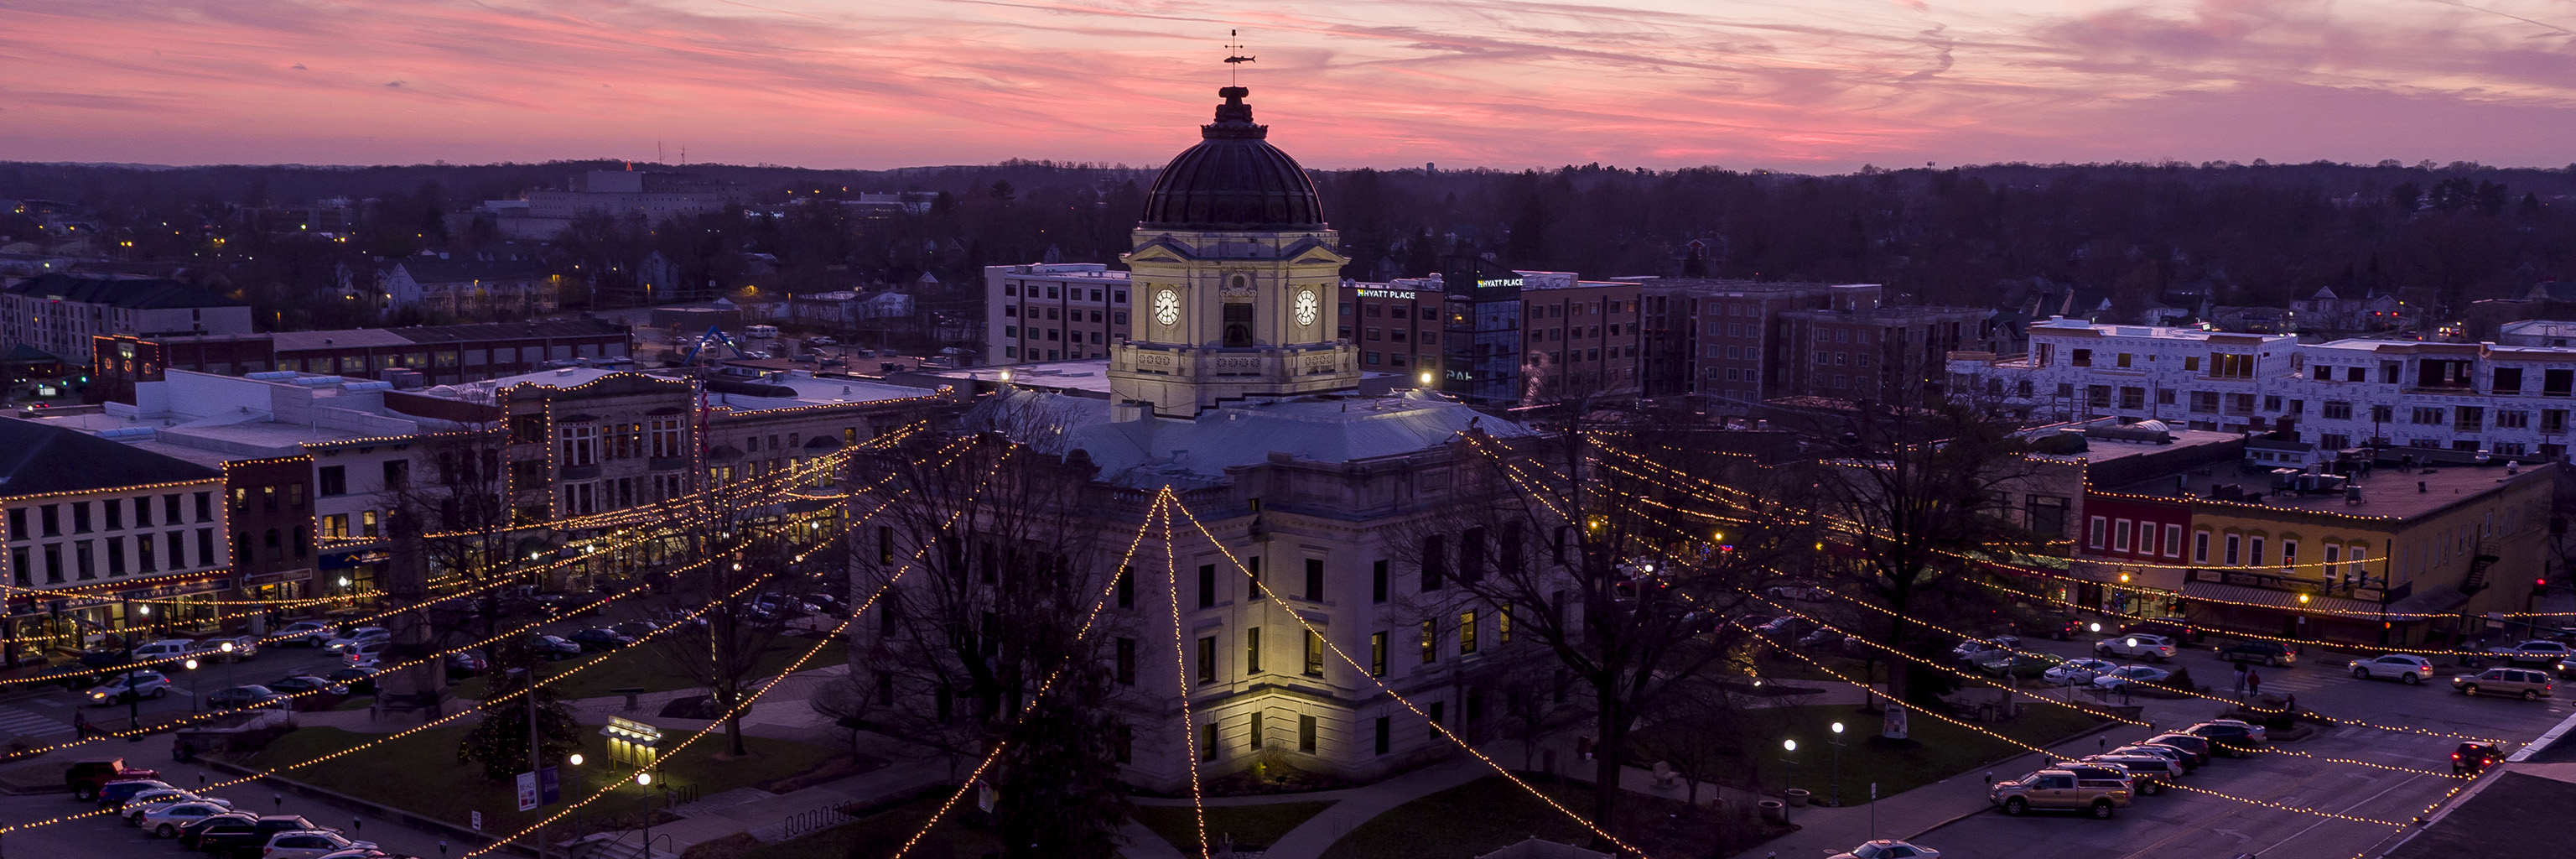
[129, 638, 206, 663]
[2350, 654, 2436, 684]
[1768, 584, 1833, 602]
[2096, 633, 2179, 661]
[190, 815, 326, 857]
[566, 628, 635, 650]
[86, 670, 172, 705]
[267, 675, 350, 706]
[1828, 840, 1940, 859]
[201, 636, 258, 661]
[2142, 733, 2215, 766]
[445, 652, 488, 677]
[324, 667, 377, 695]
[95, 778, 178, 810]
[65, 758, 158, 800]
[322, 628, 389, 653]
[206, 685, 286, 711]
[2091, 665, 2172, 690]
[2028, 616, 2089, 641]
[2111, 743, 2198, 773]
[138, 800, 232, 837]
[526, 634, 583, 660]
[1967, 651, 2055, 677]
[2184, 720, 2268, 755]
[121, 787, 229, 816]
[2486, 640, 2576, 665]
[260, 830, 379, 859]
[2453, 741, 2502, 775]
[2085, 753, 2184, 789]
[273, 622, 335, 647]
[2214, 640, 2299, 666]
[2454, 666, 2555, 700]
[1989, 768, 2131, 818]
[2038, 762, 2138, 794]
[610, 620, 661, 639]
[339, 640, 390, 667]
[1949, 636, 2022, 659]
[1797, 628, 1847, 651]
[2043, 659, 2119, 685]
[177, 812, 258, 849]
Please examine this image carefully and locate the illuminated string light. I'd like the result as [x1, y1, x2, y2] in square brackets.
[1166, 496, 1653, 858]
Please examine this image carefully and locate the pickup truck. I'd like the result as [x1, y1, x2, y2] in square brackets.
[65, 757, 158, 801]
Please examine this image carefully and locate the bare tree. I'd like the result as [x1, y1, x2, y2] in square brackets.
[1399, 412, 1806, 839]
[647, 535, 810, 757]
[855, 424, 1133, 856]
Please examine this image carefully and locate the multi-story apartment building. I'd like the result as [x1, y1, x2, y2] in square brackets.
[381, 252, 561, 320]
[986, 263, 1135, 363]
[0, 419, 230, 638]
[1951, 316, 2576, 463]
[1641, 279, 1989, 409]
[0, 273, 251, 362]
[91, 318, 633, 403]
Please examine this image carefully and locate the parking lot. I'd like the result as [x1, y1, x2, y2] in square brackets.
[1911, 635, 2574, 859]
[0, 757, 456, 859]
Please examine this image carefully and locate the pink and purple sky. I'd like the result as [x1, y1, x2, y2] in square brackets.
[3, 0, 2572, 171]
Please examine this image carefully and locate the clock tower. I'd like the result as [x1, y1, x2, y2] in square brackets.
[1108, 86, 1360, 419]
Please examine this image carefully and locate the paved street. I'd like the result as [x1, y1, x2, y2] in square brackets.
[1893, 635, 2576, 859]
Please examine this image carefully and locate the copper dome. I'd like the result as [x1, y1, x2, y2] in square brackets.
[1139, 86, 1325, 231]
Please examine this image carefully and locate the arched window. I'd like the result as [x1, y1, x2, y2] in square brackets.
[263, 528, 282, 563]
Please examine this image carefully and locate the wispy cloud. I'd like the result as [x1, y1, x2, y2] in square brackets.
[0, 0, 2568, 169]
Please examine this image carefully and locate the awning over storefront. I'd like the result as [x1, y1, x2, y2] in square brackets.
[2182, 581, 2385, 617]
[2387, 586, 2473, 617]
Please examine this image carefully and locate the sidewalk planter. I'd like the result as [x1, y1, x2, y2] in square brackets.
[1784, 789, 1810, 807]
[1758, 799, 1786, 820]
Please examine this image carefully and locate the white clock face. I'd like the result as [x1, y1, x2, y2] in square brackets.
[1294, 289, 1319, 326]
[1152, 289, 1181, 326]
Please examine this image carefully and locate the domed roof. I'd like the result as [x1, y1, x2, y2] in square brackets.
[1140, 86, 1325, 231]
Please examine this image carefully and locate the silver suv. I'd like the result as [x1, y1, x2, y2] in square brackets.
[1990, 768, 2132, 818]
[2454, 666, 2555, 700]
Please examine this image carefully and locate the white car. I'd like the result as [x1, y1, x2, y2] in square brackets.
[274, 622, 335, 647]
[260, 830, 379, 859]
[134, 800, 231, 837]
[340, 639, 390, 667]
[129, 638, 205, 662]
[1830, 840, 1940, 859]
[2096, 633, 2179, 661]
[2042, 659, 2119, 685]
[2092, 665, 2172, 689]
[323, 628, 390, 653]
[2350, 653, 2436, 684]
[86, 670, 173, 705]
[123, 788, 231, 816]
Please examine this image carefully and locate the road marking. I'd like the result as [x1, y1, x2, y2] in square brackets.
[2246, 772, 2422, 856]
[0, 705, 67, 739]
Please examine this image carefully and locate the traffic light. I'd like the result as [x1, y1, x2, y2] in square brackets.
[2535, 577, 2551, 596]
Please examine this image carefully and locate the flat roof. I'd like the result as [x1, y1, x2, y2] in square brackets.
[2108, 459, 2545, 521]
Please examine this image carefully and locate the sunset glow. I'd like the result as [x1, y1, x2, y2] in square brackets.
[3, 0, 2573, 169]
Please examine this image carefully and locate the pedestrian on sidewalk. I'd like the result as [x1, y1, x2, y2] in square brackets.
[2232, 662, 2250, 697]
[2247, 669, 2262, 698]
[72, 711, 90, 739]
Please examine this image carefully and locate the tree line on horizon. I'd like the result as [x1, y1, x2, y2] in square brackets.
[4, 158, 2573, 327]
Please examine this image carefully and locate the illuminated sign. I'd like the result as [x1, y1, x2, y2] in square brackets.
[1355, 289, 1416, 299]
[1475, 278, 1525, 290]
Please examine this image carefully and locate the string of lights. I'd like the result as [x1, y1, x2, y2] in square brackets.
[887, 485, 1171, 859]
[482, 440, 1015, 859]
[1166, 494, 1653, 859]
[1158, 495, 1213, 859]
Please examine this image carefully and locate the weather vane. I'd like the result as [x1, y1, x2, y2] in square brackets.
[1224, 29, 1254, 86]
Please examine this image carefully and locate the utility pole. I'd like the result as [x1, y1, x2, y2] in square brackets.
[528, 648, 545, 859]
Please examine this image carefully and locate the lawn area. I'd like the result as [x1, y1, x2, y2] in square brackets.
[712, 793, 1002, 859]
[1319, 776, 1726, 859]
[449, 635, 849, 702]
[1134, 800, 1334, 851]
[234, 723, 842, 837]
[1628, 701, 2105, 806]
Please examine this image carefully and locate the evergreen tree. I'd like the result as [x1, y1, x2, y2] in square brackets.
[457, 640, 584, 782]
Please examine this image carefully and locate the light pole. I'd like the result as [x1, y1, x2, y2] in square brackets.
[1829, 721, 1846, 807]
[1780, 739, 1799, 820]
[184, 659, 200, 711]
[218, 640, 236, 693]
[636, 771, 655, 856]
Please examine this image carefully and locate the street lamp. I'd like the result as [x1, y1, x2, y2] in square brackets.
[219, 640, 236, 692]
[1829, 722, 1846, 807]
[1780, 738, 1800, 818]
[184, 659, 200, 711]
